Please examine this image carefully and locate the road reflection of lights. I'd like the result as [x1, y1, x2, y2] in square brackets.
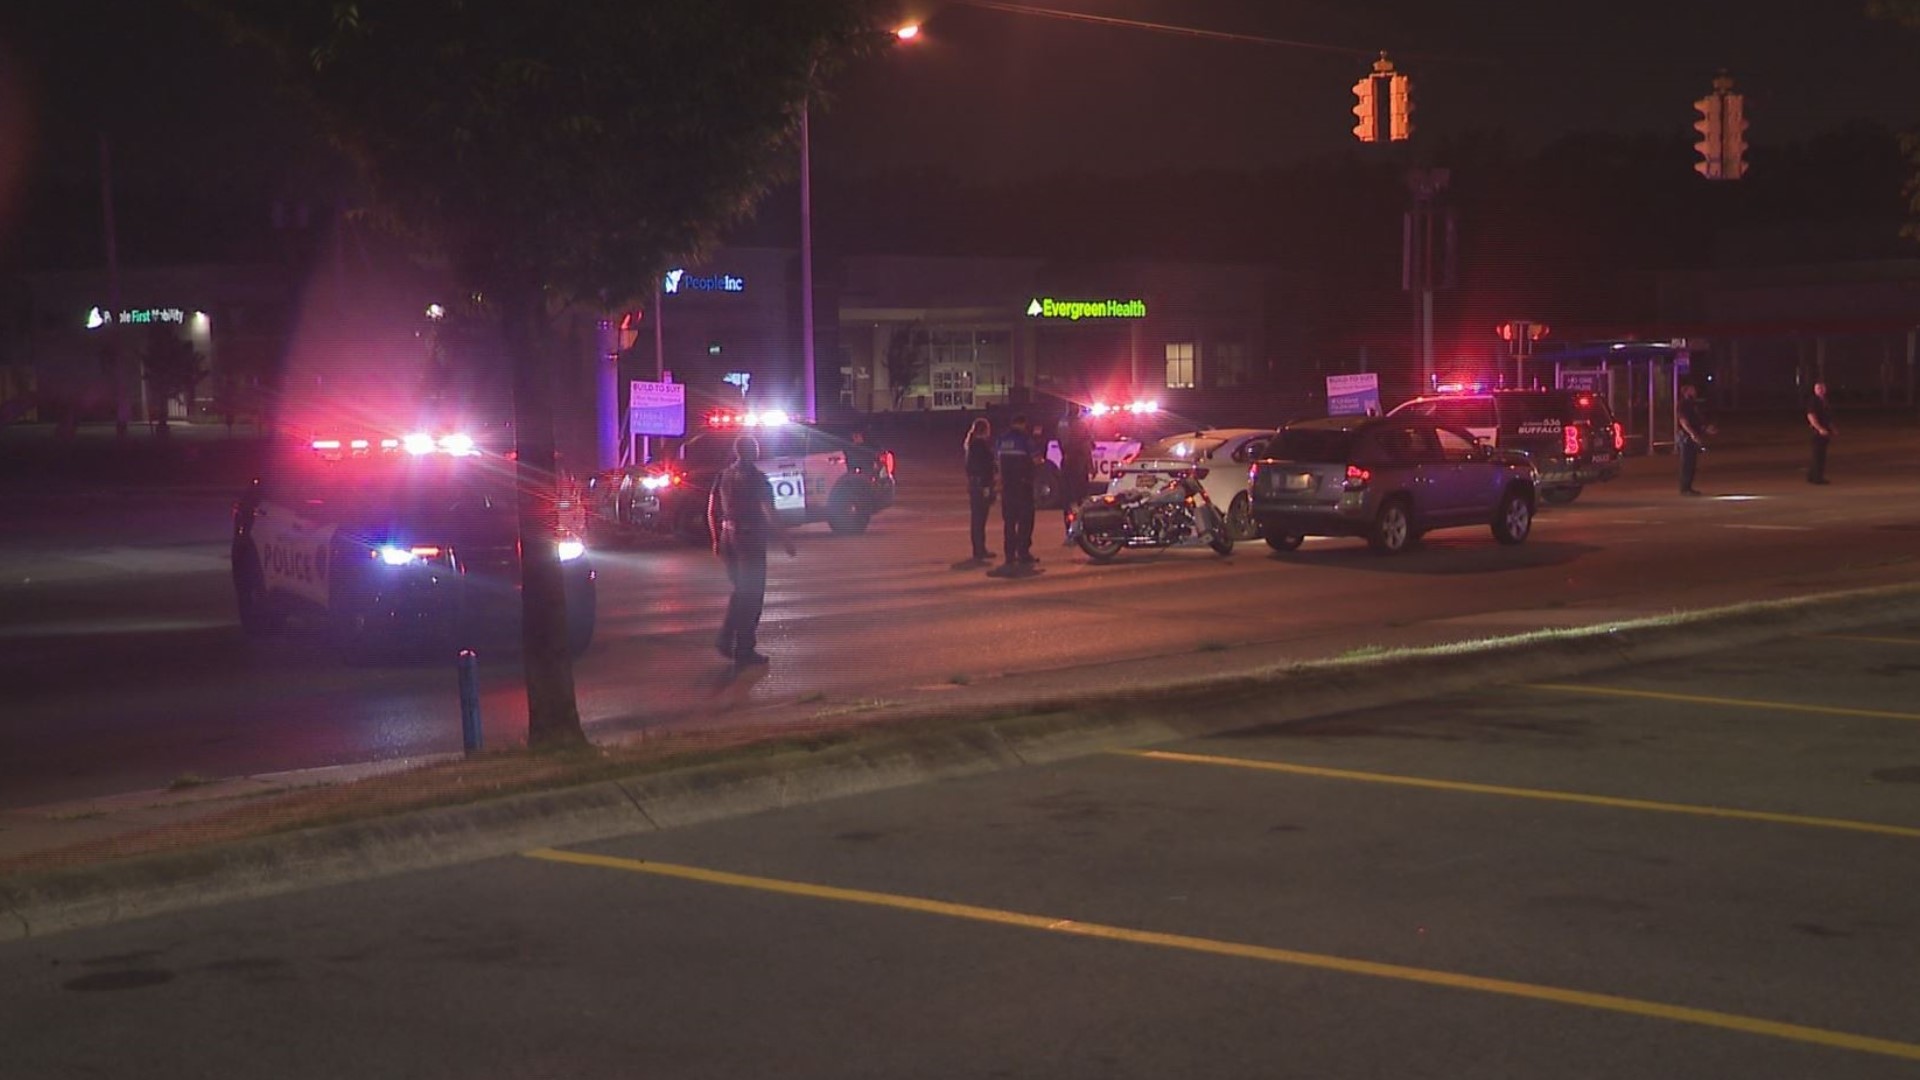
[1710, 494, 1766, 501]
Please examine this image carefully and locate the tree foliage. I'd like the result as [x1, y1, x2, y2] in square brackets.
[198, 0, 892, 746]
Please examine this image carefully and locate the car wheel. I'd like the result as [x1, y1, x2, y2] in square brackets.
[1494, 487, 1534, 545]
[1264, 533, 1303, 552]
[1077, 532, 1125, 563]
[1541, 486, 1582, 506]
[1368, 498, 1413, 555]
[828, 484, 872, 534]
[1033, 464, 1061, 510]
[1226, 493, 1260, 541]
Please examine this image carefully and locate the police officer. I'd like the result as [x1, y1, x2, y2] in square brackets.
[1676, 382, 1715, 496]
[995, 414, 1040, 567]
[1057, 407, 1096, 543]
[1806, 380, 1834, 484]
[707, 435, 795, 665]
[964, 417, 997, 562]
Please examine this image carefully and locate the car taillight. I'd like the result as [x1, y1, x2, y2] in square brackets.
[881, 450, 896, 476]
[1345, 464, 1371, 488]
[1563, 424, 1583, 456]
[1611, 422, 1625, 452]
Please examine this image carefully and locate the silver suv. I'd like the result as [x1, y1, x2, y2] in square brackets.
[1250, 416, 1538, 555]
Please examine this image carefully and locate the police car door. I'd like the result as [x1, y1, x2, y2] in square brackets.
[759, 427, 811, 524]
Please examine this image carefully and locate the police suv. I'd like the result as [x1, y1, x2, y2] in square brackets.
[231, 430, 597, 658]
[592, 409, 896, 543]
[1386, 385, 1624, 504]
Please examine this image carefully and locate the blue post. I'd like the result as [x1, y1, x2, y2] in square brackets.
[458, 649, 482, 753]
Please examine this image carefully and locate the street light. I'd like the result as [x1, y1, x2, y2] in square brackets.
[800, 23, 921, 423]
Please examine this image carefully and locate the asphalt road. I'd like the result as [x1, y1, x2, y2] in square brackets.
[4, 418, 1920, 808]
[3, 627, 1916, 1078]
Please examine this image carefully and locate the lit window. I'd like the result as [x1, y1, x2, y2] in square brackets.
[1165, 342, 1195, 389]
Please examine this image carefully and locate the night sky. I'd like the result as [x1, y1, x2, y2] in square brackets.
[816, 0, 1919, 179]
[0, 0, 1914, 267]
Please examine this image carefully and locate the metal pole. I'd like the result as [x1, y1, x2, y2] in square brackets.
[458, 650, 482, 753]
[800, 96, 817, 423]
[100, 134, 128, 438]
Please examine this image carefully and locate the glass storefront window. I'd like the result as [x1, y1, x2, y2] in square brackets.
[1165, 342, 1195, 389]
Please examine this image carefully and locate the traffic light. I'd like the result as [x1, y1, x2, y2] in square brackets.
[1389, 73, 1414, 141]
[1692, 72, 1747, 181]
[1351, 53, 1410, 143]
[1352, 75, 1381, 143]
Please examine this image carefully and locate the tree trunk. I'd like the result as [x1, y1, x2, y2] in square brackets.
[503, 284, 586, 749]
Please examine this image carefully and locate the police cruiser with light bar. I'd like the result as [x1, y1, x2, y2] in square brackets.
[1386, 384, 1624, 505]
[231, 428, 597, 658]
[589, 408, 895, 543]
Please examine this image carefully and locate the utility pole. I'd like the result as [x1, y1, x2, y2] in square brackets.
[100, 134, 129, 438]
[1403, 167, 1449, 389]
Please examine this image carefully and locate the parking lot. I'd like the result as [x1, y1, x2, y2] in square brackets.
[5, 624, 1919, 1077]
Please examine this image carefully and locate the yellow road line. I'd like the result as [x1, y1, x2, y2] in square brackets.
[523, 847, 1920, 1063]
[1121, 750, 1920, 839]
[1810, 634, 1920, 647]
[1523, 683, 1920, 723]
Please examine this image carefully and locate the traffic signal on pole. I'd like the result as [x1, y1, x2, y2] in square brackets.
[1352, 75, 1381, 143]
[1389, 73, 1414, 141]
[1692, 72, 1747, 181]
[1351, 53, 1409, 144]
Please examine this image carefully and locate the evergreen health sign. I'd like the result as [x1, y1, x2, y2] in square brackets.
[1025, 297, 1148, 321]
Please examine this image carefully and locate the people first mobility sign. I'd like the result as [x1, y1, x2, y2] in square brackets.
[629, 379, 686, 437]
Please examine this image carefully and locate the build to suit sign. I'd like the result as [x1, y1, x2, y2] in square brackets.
[629, 379, 686, 437]
[1326, 373, 1382, 417]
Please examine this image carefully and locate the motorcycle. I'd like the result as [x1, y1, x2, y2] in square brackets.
[1067, 465, 1235, 563]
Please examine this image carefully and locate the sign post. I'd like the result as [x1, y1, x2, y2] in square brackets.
[628, 377, 686, 466]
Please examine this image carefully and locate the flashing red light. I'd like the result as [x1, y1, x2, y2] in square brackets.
[1345, 464, 1372, 488]
[1611, 422, 1626, 453]
[1575, 393, 1594, 409]
[880, 450, 897, 476]
[1563, 423, 1583, 456]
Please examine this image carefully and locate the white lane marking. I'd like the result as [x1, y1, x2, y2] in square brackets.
[1718, 524, 1815, 532]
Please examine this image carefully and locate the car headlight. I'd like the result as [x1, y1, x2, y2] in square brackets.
[639, 473, 674, 491]
[557, 538, 586, 562]
[377, 544, 442, 566]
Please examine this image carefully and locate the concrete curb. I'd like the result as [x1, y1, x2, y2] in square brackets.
[6, 580, 1920, 942]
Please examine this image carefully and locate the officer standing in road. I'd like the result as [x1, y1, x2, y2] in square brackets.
[1806, 380, 1835, 484]
[995, 414, 1040, 568]
[964, 417, 997, 562]
[1057, 406, 1096, 543]
[1676, 382, 1715, 496]
[708, 435, 795, 665]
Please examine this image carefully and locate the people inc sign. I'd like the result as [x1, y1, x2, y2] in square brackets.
[1025, 297, 1148, 321]
[663, 268, 745, 295]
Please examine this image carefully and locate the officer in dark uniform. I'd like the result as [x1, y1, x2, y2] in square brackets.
[1806, 380, 1834, 484]
[995, 414, 1040, 567]
[1676, 382, 1714, 495]
[707, 435, 795, 665]
[1057, 407, 1096, 542]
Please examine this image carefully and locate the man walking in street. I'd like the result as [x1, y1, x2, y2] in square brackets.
[995, 414, 1040, 569]
[708, 435, 795, 665]
[1676, 382, 1715, 496]
[1806, 380, 1835, 484]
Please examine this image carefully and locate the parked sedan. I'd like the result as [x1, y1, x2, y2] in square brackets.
[1249, 416, 1537, 554]
[1102, 428, 1274, 540]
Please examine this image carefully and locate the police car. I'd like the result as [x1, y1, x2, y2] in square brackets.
[1037, 398, 1192, 508]
[592, 409, 896, 543]
[1103, 427, 1275, 540]
[231, 429, 597, 658]
[1386, 384, 1625, 505]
